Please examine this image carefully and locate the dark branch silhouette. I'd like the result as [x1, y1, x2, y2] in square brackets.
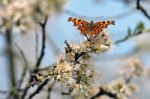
[29, 79, 50, 99]
[136, 0, 150, 20]
[35, 16, 48, 70]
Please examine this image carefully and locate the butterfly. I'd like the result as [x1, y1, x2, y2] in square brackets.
[68, 17, 115, 37]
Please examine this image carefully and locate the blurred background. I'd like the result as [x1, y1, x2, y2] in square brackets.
[0, 0, 150, 99]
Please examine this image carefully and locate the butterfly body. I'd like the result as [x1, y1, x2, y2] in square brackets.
[89, 21, 94, 31]
[68, 17, 115, 37]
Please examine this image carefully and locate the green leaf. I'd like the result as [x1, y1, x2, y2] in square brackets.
[133, 22, 145, 33]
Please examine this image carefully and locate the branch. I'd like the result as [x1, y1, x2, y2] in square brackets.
[64, 40, 88, 64]
[136, 0, 150, 20]
[21, 72, 46, 99]
[35, 16, 48, 70]
[115, 31, 142, 44]
[29, 79, 50, 99]
[37, 63, 56, 71]
[5, 29, 19, 99]
[21, 85, 30, 99]
[15, 44, 30, 89]
[21, 16, 48, 98]
[64, 40, 73, 52]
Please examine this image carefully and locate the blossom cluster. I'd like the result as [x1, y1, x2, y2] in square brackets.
[0, 0, 67, 33]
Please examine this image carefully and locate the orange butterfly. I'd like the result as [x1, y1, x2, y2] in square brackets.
[68, 17, 115, 37]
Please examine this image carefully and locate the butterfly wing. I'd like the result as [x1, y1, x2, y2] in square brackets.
[68, 17, 90, 35]
[91, 20, 115, 36]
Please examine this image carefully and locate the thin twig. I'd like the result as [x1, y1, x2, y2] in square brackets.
[90, 87, 117, 99]
[15, 44, 30, 89]
[35, 16, 48, 70]
[35, 32, 39, 63]
[74, 52, 86, 62]
[47, 87, 51, 99]
[61, 92, 71, 95]
[47, 82, 55, 99]
[136, 0, 150, 20]
[115, 31, 142, 44]
[64, 40, 73, 52]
